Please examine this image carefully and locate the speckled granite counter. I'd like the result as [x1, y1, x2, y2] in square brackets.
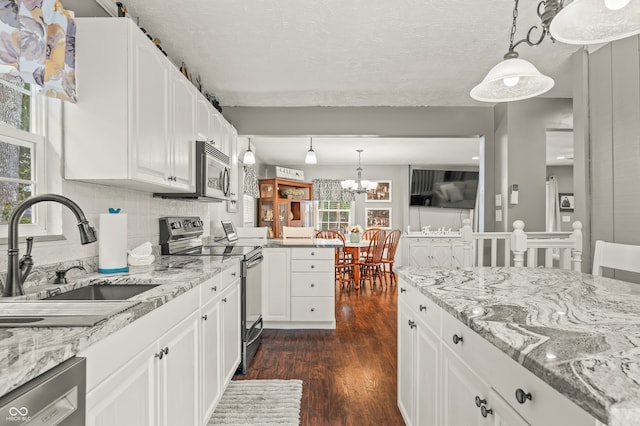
[397, 266, 640, 426]
[0, 255, 239, 397]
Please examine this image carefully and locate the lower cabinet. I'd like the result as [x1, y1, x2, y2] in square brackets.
[404, 237, 464, 269]
[262, 248, 291, 321]
[397, 277, 597, 426]
[81, 263, 242, 426]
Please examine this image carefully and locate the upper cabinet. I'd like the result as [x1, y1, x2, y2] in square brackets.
[64, 18, 236, 195]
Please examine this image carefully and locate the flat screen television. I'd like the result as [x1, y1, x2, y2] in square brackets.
[410, 169, 479, 209]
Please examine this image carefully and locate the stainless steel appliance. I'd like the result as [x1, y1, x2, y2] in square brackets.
[154, 141, 231, 202]
[159, 217, 263, 374]
[0, 357, 86, 425]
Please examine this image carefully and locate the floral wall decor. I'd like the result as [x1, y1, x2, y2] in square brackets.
[0, 0, 77, 102]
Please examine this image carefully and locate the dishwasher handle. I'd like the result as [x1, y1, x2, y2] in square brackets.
[246, 254, 263, 269]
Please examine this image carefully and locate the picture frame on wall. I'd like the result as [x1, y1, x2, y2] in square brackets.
[366, 180, 391, 202]
[366, 208, 392, 229]
[559, 193, 574, 212]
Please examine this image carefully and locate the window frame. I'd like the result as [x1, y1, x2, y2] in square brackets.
[315, 200, 354, 232]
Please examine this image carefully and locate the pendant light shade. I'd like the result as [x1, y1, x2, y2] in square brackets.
[305, 138, 317, 164]
[470, 57, 555, 103]
[550, 0, 640, 44]
[243, 138, 255, 165]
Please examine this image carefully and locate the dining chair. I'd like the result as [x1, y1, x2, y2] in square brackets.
[359, 229, 386, 289]
[315, 230, 354, 289]
[380, 229, 401, 286]
[592, 240, 640, 277]
[362, 228, 383, 242]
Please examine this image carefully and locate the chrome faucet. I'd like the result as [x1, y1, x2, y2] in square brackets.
[3, 194, 97, 297]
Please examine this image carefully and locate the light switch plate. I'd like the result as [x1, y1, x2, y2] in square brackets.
[495, 194, 502, 207]
[562, 216, 571, 223]
[496, 209, 502, 222]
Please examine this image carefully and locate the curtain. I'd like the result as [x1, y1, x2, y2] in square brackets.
[312, 179, 355, 202]
[0, 0, 77, 102]
[546, 176, 561, 232]
[243, 166, 259, 198]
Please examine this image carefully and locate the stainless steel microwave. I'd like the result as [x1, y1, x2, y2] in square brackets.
[155, 141, 230, 202]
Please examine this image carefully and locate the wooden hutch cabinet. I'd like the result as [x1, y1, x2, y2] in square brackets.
[259, 178, 314, 238]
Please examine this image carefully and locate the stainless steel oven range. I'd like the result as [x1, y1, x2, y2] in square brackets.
[159, 217, 263, 374]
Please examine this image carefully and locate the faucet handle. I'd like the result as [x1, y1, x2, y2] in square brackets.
[24, 237, 33, 257]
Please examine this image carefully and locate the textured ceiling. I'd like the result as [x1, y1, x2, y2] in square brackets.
[90, 0, 580, 107]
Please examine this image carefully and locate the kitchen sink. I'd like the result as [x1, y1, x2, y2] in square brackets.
[44, 284, 160, 301]
[0, 300, 141, 327]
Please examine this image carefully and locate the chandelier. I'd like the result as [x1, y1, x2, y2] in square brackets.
[471, 0, 640, 103]
[341, 150, 377, 194]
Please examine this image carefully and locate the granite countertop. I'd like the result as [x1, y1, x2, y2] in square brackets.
[265, 238, 343, 248]
[0, 255, 239, 397]
[397, 266, 640, 426]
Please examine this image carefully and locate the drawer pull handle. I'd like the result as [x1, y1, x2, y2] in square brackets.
[408, 320, 416, 329]
[310, 308, 315, 312]
[310, 283, 315, 287]
[515, 389, 532, 404]
[452, 334, 463, 345]
[163, 347, 169, 355]
[202, 314, 208, 320]
[310, 265, 315, 269]
[480, 406, 493, 418]
[475, 396, 486, 407]
[419, 304, 427, 312]
[155, 351, 164, 360]
[222, 298, 227, 302]
[311, 252, 315, 256]
[400, 288, 406, 293]
[231, 272, 237, 277]
[211, 286, 217, 291]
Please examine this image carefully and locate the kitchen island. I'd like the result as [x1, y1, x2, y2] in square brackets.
[0, 255, 240, 425]
[397, 266, 640, 426]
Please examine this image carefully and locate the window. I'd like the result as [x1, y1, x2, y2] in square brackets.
[316, 201, 353, 232]
[243, 194, 256, 227]
[0, 78, 47, 237]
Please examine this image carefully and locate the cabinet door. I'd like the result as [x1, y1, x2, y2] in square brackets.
[196, 98, 213, 142]
[415, 317, 440, 426]
[86, 342, 157, 426]
[131, 38, 171, 187]
[171, 72, 196, 191]
[200, 299, 221, 425]
[442, 345, 490, 426]
[409, 242, 431, 268]
[158, 312, 199, 426]
[300, 201, 314, 227]
[430, 242, 453, 268]
[262, 248, 291, 321]
[451, 242, 465, 269]
[221, 282, 241, 386]
[211, 112, 224, 153]
[398, 299, 416, 425]
[277, 202, 290, 238]
[228, 126, 238, 201]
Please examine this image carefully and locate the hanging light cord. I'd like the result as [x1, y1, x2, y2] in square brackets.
[505, 0, 563, 59]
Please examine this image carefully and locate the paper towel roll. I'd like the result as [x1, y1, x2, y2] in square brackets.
[98, 212, 129, 273]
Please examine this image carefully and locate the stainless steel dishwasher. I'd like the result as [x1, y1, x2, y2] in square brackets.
[0, 357, 86, 425]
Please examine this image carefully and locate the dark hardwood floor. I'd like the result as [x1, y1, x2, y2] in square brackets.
[234, 279, 405, 426]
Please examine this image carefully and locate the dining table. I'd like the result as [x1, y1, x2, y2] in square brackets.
[343, 240, 371, 289]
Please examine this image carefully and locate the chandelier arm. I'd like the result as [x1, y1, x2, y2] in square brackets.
[511, 25, 547, 51]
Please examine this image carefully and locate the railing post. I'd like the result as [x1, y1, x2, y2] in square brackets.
[571, 221, 583, 272]
[461, 218, 473, 270]
[510, 220, 527, 267]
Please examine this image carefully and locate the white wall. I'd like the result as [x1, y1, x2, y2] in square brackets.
[547, 165, 575, 232]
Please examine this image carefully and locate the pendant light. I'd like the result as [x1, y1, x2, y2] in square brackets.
[305, 137, 317, 164]
[341, 150, 377, 194]
[471, 0, 554, 103]
[550, 0, 640, 44]
[243, 138, 255, 165]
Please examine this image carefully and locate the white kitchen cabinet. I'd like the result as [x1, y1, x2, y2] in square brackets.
[227, 125, 239, 203]
[262, 248, 291, 322]
[200, 297, 221, 426]
[405, 237, 464, 269]
[397, 277, 598, 426]
[221, 282, 241, 386]
[64, 18, 195, 193]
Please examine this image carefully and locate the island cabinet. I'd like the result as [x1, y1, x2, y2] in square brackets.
[79, 263, 241, 426]
[262, 246, 335, 329]
[404, 236, 465, 269]
[397, 278, 598, 426]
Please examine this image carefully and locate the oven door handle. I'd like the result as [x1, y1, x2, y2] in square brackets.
[246, 255, 263, 268]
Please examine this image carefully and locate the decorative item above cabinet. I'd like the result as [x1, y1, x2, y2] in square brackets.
[63, 18, 237, 196]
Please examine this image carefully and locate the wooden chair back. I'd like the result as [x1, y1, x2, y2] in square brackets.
[362, 229, 386, 264]
[383, 229, 402, 261]
[592, 240, 640, 276]
[315, 230, 346, 263]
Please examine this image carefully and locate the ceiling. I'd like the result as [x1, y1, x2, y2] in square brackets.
[83, 0, 580, 107]
[246, 136, 481, 166]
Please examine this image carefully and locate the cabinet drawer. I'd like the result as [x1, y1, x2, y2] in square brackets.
[291, 297, 334, 322]
[291, 273, 334, 297]
[200, 275, 222, 305]
[219, 262, 240, 290]
[291, 259, 333, 273]
[411, 291, 441, 335]
[441, 311, 595, 426]
[291, 247, 334, 260]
